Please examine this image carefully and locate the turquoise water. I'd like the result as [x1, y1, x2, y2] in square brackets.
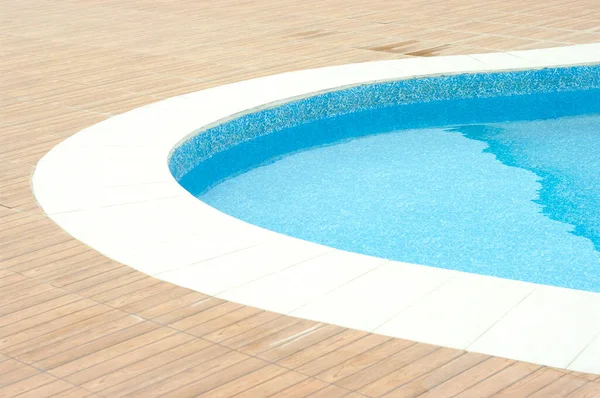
[185, 90, 600, 292]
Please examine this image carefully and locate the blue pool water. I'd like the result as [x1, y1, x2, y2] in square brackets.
[171, 67, 600, 292]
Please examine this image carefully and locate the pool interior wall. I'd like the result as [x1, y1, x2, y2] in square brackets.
[169, 65, 600, 181]
[169, 65, 600, 292]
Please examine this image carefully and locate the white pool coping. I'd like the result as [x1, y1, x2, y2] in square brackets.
[33, 43, 600, 373]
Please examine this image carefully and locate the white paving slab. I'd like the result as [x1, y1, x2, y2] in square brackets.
[375, 273, 536, 349]
[157, 237, 332, 296]
[219, 250, 386, 314]
[468, 286, 600, 369]
[508, 43, 600, 68]
[291, 261, 455, 331]
[32, 44, 600, 372]
[569, 332, 600, 374]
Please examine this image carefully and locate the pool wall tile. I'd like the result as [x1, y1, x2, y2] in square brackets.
[169, 65, 600, 181]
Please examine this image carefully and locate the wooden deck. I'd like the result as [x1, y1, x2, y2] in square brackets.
[2, 0, 600, 396]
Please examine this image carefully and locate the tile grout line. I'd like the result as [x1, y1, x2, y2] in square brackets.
[565, 329, 600, 370]
[464, 286, 538, 352]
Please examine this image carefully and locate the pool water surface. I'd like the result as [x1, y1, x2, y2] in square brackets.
[182, 87, 600, 292]
[198, 114, 600, 292]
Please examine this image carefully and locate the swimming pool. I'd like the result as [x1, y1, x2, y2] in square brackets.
[172, 67, 600, 292]
[33, 45, 600, 371]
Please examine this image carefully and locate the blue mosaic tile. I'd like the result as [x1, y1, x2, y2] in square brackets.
[169, 65, 600, 180]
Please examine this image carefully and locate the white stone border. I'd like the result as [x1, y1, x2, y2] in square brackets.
[33, 44, 600, 373]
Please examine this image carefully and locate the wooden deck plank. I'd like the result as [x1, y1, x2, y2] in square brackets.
[0, 282, 57, 308]
[336, 343, 439, 391]
[234, 370, 309, 398]
[6, 309, 127, 358]
[18, 314, 142, 364]
[0, 274, 28, 288]
[88, 276, 163, 303]
[0, 365, 39, 388]
[0, 299, 95, 339]
[80, 338, 211, 393]
[73, 270, 147, 297]
[258, 324, 347, 363]
[159, 357, 270, 398]
[168, 301, 245, 331]
[0, 239, 85, 268]
[570, 370, 600, 382]
[61, 266, 140, 294]
[0, 225, 61, 250]
[103, 281, 178, 308]
[529, 374, 589, 398]
[116, 285, 192, 314]
[98, 344, 232, 397]
[0, 278, 47, 301]
[65, 332, 195, 385]
[359, 347, 466, 397]
[0, 372, 57, 398]
[219, 314, 305, 350]
[202, 310, 282, 344]
[0, 218, 49, 238]
[273, 329, 371, 371]
[305, 384, 350, 398]
[21, 251, 105, 280]
[8, 246, 95, 275]
[567, 382, 600, 397]
[183, 305, 264, 337]
[124, 350, 251, 398]
[454, 361, 541, 398]
[316, 338, 416, 385]
[0, 304, 112, 351]
[195, 363, 289, 398]
[0, 293, 82, 329]
[132, 291, 210, 319]
[0, 358, 27, 376]
[269, 378, 330, 398]
[0, 289, 67, 318]
[151, 297, 226, 325]
[42, 260, 121, 287]
[50, 387, 97, 398]
[237, 320, 325, 356]
[0, 210, 30, 225]
[12, 379, 76, 398]
[494, 367, 569, 397]
[0, 269, 14, 280]
[37, 321, 163, 374]
[417, 356, 516, 398]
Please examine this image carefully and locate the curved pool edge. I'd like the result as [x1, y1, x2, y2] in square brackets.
[32, 44, 600, 374]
